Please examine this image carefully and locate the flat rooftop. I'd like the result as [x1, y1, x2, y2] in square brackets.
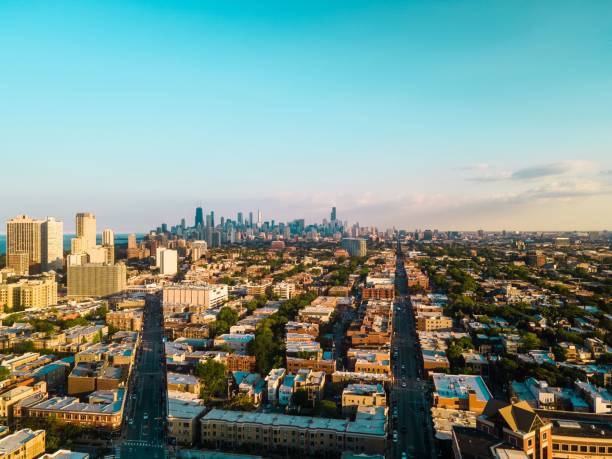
[432, 373, 492, 402]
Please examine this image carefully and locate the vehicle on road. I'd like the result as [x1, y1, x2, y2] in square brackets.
[143, 412, 149, 420]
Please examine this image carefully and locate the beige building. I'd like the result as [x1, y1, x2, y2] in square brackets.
[162, 283, 228, 312]
[0, 428, 45, 459]
[0, 382, 47, 424]
[0, 273, 58, 310]
[417, 314, 453, 332]
[6, 215, 42, 275]
[75, 212, 96, 250]
[167, 390, 206, 446]
[201, 407, 387, 456]
[342, 383, 387, 415]
[67, 263, 126, 298]
[105, 309, 143, 331]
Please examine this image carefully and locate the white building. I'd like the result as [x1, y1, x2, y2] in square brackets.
[160, 249, 178, 276]
[41, 217, 64, 272]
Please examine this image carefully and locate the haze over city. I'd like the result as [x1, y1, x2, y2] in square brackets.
[2, 1, 612, 231]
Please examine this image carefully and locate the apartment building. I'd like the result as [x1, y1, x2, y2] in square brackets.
[23, 389, 125, 429]
[167, 390, 206, 446]
[67, 263, 127, 298]
[342, 384, 386, 415]
[105, 309, 143, 331]
[201, 407, 387, 456]
[0, 274, 58, 309]
[0, 428, 45, 459]
[416, 314, 453, 332]
[167, 372, 201, 395]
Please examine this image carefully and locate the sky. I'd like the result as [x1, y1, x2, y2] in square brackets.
[1, 0, 611, 232]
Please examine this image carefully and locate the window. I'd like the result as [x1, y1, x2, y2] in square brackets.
[561, 444, 568, 451]
[552, 444, 559, 451]
[571, 445, 578, 452]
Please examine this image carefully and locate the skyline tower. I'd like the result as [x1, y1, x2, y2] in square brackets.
[331, 206, 337, 222]
[195, 206, 204, 227]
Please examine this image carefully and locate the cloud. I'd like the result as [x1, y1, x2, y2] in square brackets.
[465, 160, 595, 182]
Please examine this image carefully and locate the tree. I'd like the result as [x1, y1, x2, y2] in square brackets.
[521, 332, 541, 351]
[196, 360, 227, 401]
[314, 400, 338, 418]
[224, 394, 256, 411]
[292, 389, 311, 409]
[0, 367, 10, 382]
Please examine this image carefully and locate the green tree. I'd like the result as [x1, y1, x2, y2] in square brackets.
[521, 332, 541, 351]
[196, 360, 227, 401]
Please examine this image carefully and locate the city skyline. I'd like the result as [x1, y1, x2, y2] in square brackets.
[2, 1, 612, 230]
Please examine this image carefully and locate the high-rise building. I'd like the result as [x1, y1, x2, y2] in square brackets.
[41, 217, 64, 272]
[6, 215, 43, 274]
[331, 207, 337, 222]
[257, 210, 263, 227]
[102, 228, 115, 247]
[210, 211, 215, 228]
[127, 233, 139, 260]
[237, 212, 243, 225]
[67, 263, 127, 297]
[249, 212, 254, 227]
[70, 237, 86, 255]
[75, 212, 96, 250]
[160, 249, 178, 276]
[195, 207, 204, 227]
[341, 238, 367, 258]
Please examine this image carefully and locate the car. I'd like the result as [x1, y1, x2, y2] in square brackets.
[402, 382, 407, 388]
[143, 412, 149, 420]
[401, 453, 407, 459]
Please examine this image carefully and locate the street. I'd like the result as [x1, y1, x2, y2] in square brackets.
[119, 295, 168, 459]
[391, 239, 436, 459]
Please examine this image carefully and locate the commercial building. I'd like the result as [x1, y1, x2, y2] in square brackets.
[341, 238, 367, 258]
[67, 263, 127, 298]
[163, 284, 229, 312]
[201, 407, 387, 456]
[0, 428, 45, 459]
[432, 373, 492, 414]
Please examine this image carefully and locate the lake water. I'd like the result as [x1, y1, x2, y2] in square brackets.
[0, 234, 144, 255]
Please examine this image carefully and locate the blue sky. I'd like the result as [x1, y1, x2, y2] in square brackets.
[1, 0, 611, 231]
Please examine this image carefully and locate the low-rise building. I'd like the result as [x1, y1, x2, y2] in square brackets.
[0, 428, 45, 459]
[342, 384, 386, 415]
[201, 407, 387, 456]
[167, 372, 201, 395]
[432, 373, 492, 414]
[167, 390, 207, 446]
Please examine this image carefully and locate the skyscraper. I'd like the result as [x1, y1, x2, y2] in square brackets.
[75, 212, 96, 250]
[331, 207, 337, 222]
[41, 217, 64, 271]
[237, 212, 243, 225]
[6, 215, 42, 274]
[257, 210, 262, 227]
[102, 228, 115, 247]
[249, 212, 254, 227]
[210, 211, 215, 228]
[195, 207, 204, 227]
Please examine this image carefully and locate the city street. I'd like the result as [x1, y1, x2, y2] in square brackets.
[119, 295, 168, 459]
[392, 240, 436, 459]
